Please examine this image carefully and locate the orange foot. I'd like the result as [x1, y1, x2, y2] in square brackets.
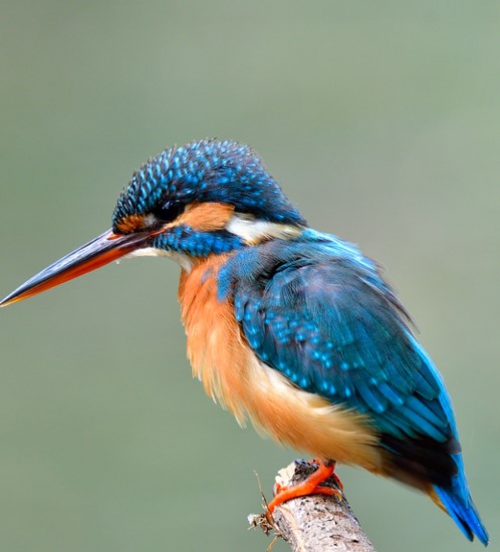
[266, 459, 343, 516]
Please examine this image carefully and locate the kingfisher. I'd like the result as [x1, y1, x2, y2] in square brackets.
[1, 139, 488, 545]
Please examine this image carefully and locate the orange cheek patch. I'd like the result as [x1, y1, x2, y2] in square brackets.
[175, 202, 234, 232]
[116, 203, 234, 235]
[115, 214, 147, 234]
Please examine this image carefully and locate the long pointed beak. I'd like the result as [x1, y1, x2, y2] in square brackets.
[1, 229, 150, 307]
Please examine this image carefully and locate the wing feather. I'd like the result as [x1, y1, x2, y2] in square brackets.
[220, 233, 459, 484]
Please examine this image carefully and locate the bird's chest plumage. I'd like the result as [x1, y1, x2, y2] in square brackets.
[177, 253, 253, 423]
[177, 253, 380, 469]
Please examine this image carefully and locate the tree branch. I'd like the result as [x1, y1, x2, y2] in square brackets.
[249, 460, 376, 552]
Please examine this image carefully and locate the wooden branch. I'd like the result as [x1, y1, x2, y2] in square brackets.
[249, 460, 376, 552]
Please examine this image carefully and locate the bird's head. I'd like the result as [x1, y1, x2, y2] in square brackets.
[1, 139, 306, 307]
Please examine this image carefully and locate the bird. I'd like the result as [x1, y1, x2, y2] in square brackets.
[1, 138, 488, 545]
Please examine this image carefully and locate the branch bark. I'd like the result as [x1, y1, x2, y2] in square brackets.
[249, 460, 376, 552]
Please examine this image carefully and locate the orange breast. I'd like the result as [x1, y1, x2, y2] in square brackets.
[178, 255, 383, 471]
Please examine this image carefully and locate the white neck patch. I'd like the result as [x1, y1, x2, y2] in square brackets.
[226, 213, 302, 244]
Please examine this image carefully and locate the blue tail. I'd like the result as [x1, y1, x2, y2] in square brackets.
[434, 470, 489, 546]
[408, 340, 489, 545]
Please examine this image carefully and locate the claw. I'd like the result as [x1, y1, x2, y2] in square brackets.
[267, 459, 343, 517]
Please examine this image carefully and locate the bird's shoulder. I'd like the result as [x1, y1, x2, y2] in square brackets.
[217, 229, 403, 315]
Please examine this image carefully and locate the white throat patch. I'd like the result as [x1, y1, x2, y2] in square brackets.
[123, 247, 193, 272]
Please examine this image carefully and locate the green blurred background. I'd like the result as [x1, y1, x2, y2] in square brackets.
[1, 1, 498, 550]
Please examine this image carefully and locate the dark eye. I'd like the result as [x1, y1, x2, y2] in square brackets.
[152, 200, 184, 223]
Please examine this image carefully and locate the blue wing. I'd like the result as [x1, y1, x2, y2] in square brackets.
[218, 230, 488, 544]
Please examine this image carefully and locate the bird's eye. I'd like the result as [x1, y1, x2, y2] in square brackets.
[151, 200, 184, 223]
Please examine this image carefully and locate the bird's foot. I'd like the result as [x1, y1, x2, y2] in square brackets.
[310, 458, 344, 492]
[266, 459, 343, 517]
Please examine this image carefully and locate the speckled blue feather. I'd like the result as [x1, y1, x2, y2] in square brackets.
[113, 139, 305, 231]
[218, 230, 446, 432]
